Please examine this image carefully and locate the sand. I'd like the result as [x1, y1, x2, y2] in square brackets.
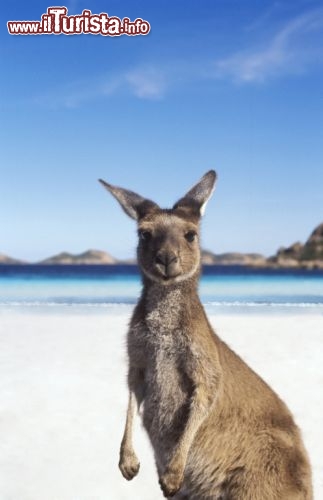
[0, 307, 322, 499]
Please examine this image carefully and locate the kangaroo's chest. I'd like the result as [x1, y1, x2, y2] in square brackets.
[129, 288, 189, 368]
[140, 323, 191, 447]
[131, 319, 188, 388]
[129, 294, 193, 442]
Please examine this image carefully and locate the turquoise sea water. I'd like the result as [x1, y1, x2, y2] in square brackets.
[1, 265, 323, 315]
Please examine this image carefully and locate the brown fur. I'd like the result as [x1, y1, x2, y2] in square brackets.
[99, 172, 312, 499]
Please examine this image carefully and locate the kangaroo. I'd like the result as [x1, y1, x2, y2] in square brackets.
[99, 171, 312, 499]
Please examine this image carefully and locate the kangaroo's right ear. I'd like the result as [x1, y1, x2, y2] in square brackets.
[99, 179, 159, 221]
[173, 170, 217, 218]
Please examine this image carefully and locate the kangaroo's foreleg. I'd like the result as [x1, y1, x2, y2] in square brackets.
[119, 367, 145, 480]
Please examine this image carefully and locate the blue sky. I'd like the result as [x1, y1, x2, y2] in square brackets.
[1, 0, 323, 261]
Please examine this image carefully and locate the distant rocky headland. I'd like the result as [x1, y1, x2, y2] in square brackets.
[1, 223, 323, 269]
[267, 222, 323, 269]
[0, 254, 25, 265]
[39, 250, 117, 265]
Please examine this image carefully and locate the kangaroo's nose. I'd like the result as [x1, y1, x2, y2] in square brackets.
[155, 251, 178, 268]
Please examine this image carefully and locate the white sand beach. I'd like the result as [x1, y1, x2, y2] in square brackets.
[0, 308, 322, 499]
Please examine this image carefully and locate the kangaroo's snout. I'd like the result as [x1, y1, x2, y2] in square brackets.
[155, 250, 179, 278]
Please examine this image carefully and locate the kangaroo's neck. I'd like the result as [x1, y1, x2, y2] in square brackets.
[142, 276, 201, 334]
[143, 275, 199, 302]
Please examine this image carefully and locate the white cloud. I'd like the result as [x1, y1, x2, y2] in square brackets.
[215, 7, 323, 83]
[125, 68, 166, 99]
[37, 67, 168, 109]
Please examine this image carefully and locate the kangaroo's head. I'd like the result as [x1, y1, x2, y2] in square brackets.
[99, 171, 216, 285]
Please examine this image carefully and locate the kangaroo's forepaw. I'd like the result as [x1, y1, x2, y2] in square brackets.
[159, 467, 184, 497]
[119, 451, 140, 481]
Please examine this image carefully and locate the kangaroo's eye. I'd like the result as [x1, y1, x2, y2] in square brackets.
[185, 231, 196, 243]
[139, 230, 152, 242]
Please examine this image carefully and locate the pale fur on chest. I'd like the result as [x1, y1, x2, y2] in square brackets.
[130, 285, 190, 353]
[145, 285, 184, 335]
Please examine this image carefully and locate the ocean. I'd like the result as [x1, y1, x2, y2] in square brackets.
[1, 264, 322, 314]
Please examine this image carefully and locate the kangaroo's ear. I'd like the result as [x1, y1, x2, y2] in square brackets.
[173, 170, 217, 217]
[99, 179, 159, 220]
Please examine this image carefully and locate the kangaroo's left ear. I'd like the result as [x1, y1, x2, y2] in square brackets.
[173, 170, 217, 217]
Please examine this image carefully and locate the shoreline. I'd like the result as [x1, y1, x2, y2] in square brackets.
[1, 303, 323, 316]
